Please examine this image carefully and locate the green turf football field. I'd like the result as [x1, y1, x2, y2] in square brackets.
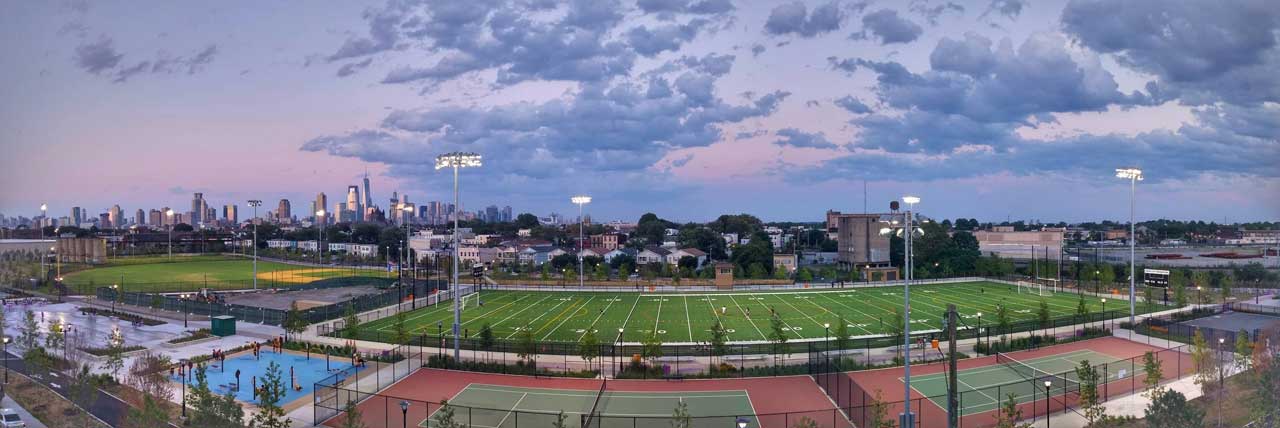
[360, 281, 1166, 344]
[61, 254, 390, 291]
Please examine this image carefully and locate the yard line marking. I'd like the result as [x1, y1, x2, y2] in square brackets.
[683, 295, 694, 342]
[508, 295, 575, 339]
[726, 295, 766, 340]
[812, 293, 882, 335]
[487, 294, 555, 334]
[766, 293, 822, 338]
[619, 294, 641, 335]
[542, 295, 595, 341]
[577, 294, 620, 341]
[653, 296, 664, 335]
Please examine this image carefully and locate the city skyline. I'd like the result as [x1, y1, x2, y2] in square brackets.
[1, 0, 1277, 223]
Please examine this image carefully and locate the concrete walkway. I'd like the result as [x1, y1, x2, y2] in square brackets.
[0, 395, 48, 428]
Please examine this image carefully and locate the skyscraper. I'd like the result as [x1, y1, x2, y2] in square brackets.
[362, 171, 372, 221]
[276, 199, 292, 223]
[224, 204, 239, 224]
[191, 193, 205, 225]
[149, 209, 162, 226]
[135, 209, 145, 226]
[108, 205, 122, 228]
[502, 205, 512, 222]
[346, 185, 362, 222]
[315, 192, 328, 225]
[71, 206, 82, 225]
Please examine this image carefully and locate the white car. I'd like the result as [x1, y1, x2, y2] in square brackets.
[0, 408, 24, 428]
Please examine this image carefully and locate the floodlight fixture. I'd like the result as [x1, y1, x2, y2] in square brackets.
[435, 152, 482, 169]
[1115, 167, 1143, 181]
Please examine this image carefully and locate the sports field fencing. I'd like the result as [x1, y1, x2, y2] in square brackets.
[1130, 301, 1280, 350]
[314, 343, 425, 424]
[316, 307, 1131, 379]
[812, 344, 1198, 428]
[96, 279, 445, 326]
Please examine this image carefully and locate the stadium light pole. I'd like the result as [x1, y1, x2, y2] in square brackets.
[402, 206, 414, 303]
[900, 195, 921, 428]
[571, 196, 592, 288]
[436, 152, 481, 361]
[39, 204, 47, 239]
[1115, 167, 1142, 326]
[166, 209, 175, 260]
[248, 200, 263, 290]
[316, 210, 327, 264]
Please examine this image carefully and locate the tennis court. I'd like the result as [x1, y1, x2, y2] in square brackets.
[908, 349, 1125, 416]
[423, 383, 756, 428]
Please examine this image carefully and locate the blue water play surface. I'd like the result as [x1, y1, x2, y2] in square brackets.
[173, 351, 360, 405]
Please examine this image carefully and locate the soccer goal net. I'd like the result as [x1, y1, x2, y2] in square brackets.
[1017, 280, 1051, 297]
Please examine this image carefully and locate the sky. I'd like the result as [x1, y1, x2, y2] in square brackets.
[1, 0, 1277, 224]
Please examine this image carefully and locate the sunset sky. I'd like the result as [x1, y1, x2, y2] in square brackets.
[2, 0, 1277, 223]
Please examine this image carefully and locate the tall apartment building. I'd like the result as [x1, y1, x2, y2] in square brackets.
[71, 207, 83, 225]
[135, 209, 145, 226]
[191, 193, 206, 225]
[502, 206, 512, 222]
[108, 205, 122, 228]
[276, 199, 291, 223]
[346, 185, 362, 222]
[224, 204, 239, 224]
[148, 209, 162, 226]
[315, 192, 328, 225]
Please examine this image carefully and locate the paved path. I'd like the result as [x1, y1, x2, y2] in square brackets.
[3, 350, 130, 427]
[0, 395, 47, 428]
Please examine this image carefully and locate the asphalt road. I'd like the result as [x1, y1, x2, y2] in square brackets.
[3, 350, 134, 427]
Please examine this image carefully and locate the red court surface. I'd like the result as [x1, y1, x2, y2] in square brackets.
[326, 369, 850, 428]
[824, 337, 1194, 428]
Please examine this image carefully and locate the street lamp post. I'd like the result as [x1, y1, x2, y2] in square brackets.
[1115, 167, 1143, 326]
[400, 400, 410, 428]
[900, 195, 921, 428]
[402, 206, 415, 302]
[823, 323, 831, 373]
[3, 336, 9, 385]
[111, 284, 119, 312]
[1044, 380, 1052, 425]
[166, 209, 175, 260]
[616, 328, 624, 376]
[248, 200, 263, 290]
[1101, 298, 1107, 331]
[39, 204, 47, 240]
[183, 294, 189, 328]
[571, 196, 592, 288]
[1217, 337, 1225, 428]
[976, 312, 983, 349]
[436, 152, 481, 361]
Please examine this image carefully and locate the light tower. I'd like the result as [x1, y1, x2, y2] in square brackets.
[1115, 167, 1142, 326]
[436, 152, 481, 361]
[880, 195, 923, 428]
[166, 209, 175, 260]
[248, 200, 263, 290]
[571, 196, 592, 288]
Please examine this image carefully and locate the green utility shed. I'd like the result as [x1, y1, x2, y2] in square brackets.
[210, 315, 236, 336]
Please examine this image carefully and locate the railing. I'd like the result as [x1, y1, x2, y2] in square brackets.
[313, 343, 425, 424]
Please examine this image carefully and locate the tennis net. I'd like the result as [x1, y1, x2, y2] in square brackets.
[582, 378, 608, 428]
[995, 352, 1080, 395]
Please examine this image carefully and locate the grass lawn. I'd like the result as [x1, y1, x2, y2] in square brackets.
[61, 254, 391, 292]
[357, 281, 1171, 344]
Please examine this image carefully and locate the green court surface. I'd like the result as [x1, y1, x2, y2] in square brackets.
[358, 281, 1168, 343]
[909, 349, 1127, 415]
[424, 383, 756, 428]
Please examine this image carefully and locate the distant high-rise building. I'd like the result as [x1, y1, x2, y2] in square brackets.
[502, 206, 512, 222]
[161, 206, 172, 226]
[108, 205, 122, 228]
[191, 193, 205, 225]
[224, 204, 239, 224]
[135, 209, 145, 226]
[362, 172, 373, 221]
[315, 192, 328, 225]
[276, 199, 292, 223]
[346, 185, 362, 222]
[149, 209, 162, 226]
[99, 212, 110, 226]
[484, 205, 499, 223]
[71, 207, 83, 225]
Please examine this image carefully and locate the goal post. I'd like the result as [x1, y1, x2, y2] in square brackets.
[1016, 280, 1051, 297]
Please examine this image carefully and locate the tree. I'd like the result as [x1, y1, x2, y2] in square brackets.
[641, 332, 663, 367]
[1220, 273, 1234, 302]
[283, 301, 308, 341]
[1192, 271, 1211, 301]
[1245, 340, 1280, 425]
[343, 303, 361, 342]
[1037, 300, 1050, 328]
[994, 303, 1010, 341]
[249, 361, 289, 428]
[44, 317, 64, 351]
[1235, 330, 1253, 370]
[885, 307, 905, 356]
[432, 399, 462, 428]
[867, 389, 898, 428]
[125, 394, 170, 428]
[104, 327, 126, 377]
[189, 365, 245, 428]
[340, 399, 366, 428]
[833, 316, 850, 352]
[594, 263, 609, 281]
[994, 393, 1032, 428]
[1075, 359, 1105, 423]
[1190, 329, 1215, 392]
[772, 266, 788, 280]
[504, 325, 531, 362]
[126, 352, 172, 400]
[1144, 285, 1157, 312]
[579, 329, 599, 372]
[791, 416, 820, 428]
[551, 411, 568, 428]
[68, 364, 100, 427]
[479, 323, 495, 356]
[1144, 389, 1205, 428]
[797, 268, 813, 282]
[768, 307, 789, 365]
[514, 213, 540, 229]
[19, 309, 39, 350]
[1142, 351, 1165, 394]
[671, 400, 691, 428]
[393, 310, 410, 346]
[1170, 270, 1188, 307]
[709, 320, 728, 367]
[1077, 296, 1090, 319]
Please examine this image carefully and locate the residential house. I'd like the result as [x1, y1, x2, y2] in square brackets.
[666, 248, 707, 268]
[602, 248, 637, 264]
[636, 246, 671, 265]
[589, 233, 627, 250]
[267, 239, 295, 249]
[774, 253, 798, 273]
